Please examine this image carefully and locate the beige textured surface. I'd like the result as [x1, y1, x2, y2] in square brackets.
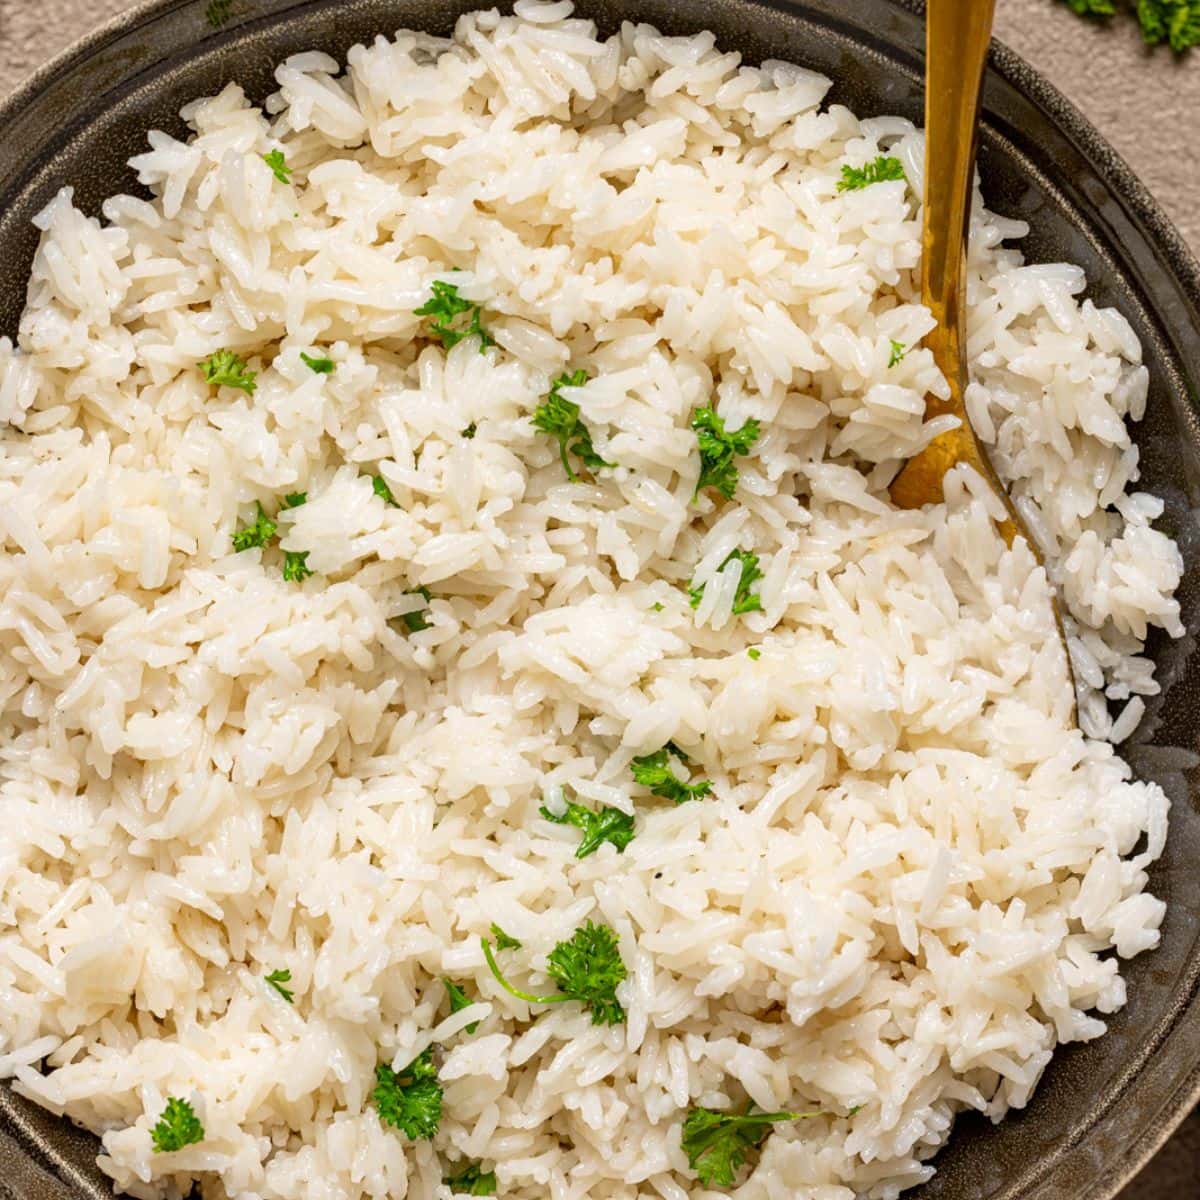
[0, 0, 1196, 1197]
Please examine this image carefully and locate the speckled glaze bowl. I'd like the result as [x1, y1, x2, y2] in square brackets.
[0, 2, 1198, 1198]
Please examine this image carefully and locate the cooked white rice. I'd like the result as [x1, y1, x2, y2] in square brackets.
[0, 3, 1185, 1198]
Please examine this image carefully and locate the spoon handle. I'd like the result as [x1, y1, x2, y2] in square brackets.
[922, 0, 996, 407]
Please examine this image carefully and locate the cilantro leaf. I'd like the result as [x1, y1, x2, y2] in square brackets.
[264, 968, 294, 1003]
[481, 920, 627, 1025]
[372, 475, 400, 507]
[888, 339, 907, 367]
[372, 1049, 443, 1140]
[490, 923, 522, 951]
[837, 155, 907, 193]
[1137, 0, 1200, 49]
[262, 149, 292, 184]
[531, 370, 614, 482]
[415, 280, 493, 352]
[442, 978, 480, 1034]
[691, 406, 759, 501]
[300, 351, 334, 374]
[631, 744, 712, 805]
[150, 1097, 204, 1153]
[445, 1163, 497, 1195]
[232, 501, 277, 552]
[688, 549, 763, 617]
[282, 550, 313, 582]
[199, 349, 257, 394]
[682, 1105, 824, 1188]
[540, 797, 636, 858]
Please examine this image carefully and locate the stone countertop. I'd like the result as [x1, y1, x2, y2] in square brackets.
[0, 0, 1197, 1196]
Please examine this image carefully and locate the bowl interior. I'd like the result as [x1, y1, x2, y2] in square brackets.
[1, 2, 1199, 1198]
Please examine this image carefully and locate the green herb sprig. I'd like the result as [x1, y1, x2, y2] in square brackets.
[531, 370, 614, 482]
[265, 968, 294, 1003]
[445, 1163, 497, 1195]
[442, 978, 480, 1034]
[837, 155, 907, 193]
[150, 1097, 205, 1153]
[481, 920, 627, 1025]
[681, 1105, 826, 1188]
[372, 1049, 443, 1140]
[199, 349, 257, 394]
[691, 406, 759, 501]
[1059, 0, 1199, 51]
[631, 743, 712, 805]
[689, 549, 763, 617]
[540, 796, 635, 859]
[415, 280, 493, 352]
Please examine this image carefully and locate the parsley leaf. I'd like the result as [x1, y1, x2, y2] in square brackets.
[397, 587, 432, 633]
[747, 647, 762, 661]
[281, 492, 307, 509]
[445, 1163, 497, 1196]
[481, 920, 627, 1025]
[372, 1049, 443, 1140]
[415, 280, 493, 352]
[888, 339, 908, 367]
[688, 549, 763, 616]
[631, 743, 713, 805]
[540, 797, 636, 858]
[490, 923, 522, 951]
[282, 550, 313, 582]
[232, 501, 277, 552]
[462, 422, 477, 439]
[442, 978, 480, 1034]
[199, 349, 257, 394]
[300, 351, 334, 374]
[150, 1097, 204, 1153]
[837, 155, 907, 193]
[682, 1105, 825, 1188]
[262, 149, 292, 184]
[531, 370, 614, 482]
[691, 406, 759, 501]
[1137, 0, 1200, 49]
[372, 475, 400, 507]
[264, 968, 294, 1003]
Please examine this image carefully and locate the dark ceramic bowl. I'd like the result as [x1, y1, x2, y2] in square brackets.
[1, 2, 1198, 1198]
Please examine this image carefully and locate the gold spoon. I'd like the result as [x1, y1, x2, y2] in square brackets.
[888, 0, 1077, 711]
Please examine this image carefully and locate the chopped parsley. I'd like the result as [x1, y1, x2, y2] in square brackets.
[398, 587, 432, 633]
[691, 406, 759, 501]
[199, 348, 257, 394]
[281, 492, 307, 509]
[837, 155, 907, 193]
[445, 1163, 497, 1196]
[888, 339, 908, 367]
[631, 743, 713, 805]
[482, 920, 627, 1025]
[372, 475, 400, 507]
[747, 647, 762, 661]
[1059, 0, 1200, 50]
[442, 978, 480, 1034]
[265, 968, 294, 1003]
[231, 501, 277, 552]
[682, 1105, 825, 1188]
[540, 796, 636, 859]
[415, 280, 493, 351]
[150, 1097, 204, 1153]
[462, 422, 478, 439]
[262, 149, 292, 184]
[531, 370, 614, 482]
[689, 549, 763, 616]
[372, 1049, 443, 1140]
[300, 351, 334, 374]
[282, 550, 313, 582]
[490, 923, 522, 951]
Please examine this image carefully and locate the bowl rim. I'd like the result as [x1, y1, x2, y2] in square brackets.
[0, 1, 1197, 1197]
